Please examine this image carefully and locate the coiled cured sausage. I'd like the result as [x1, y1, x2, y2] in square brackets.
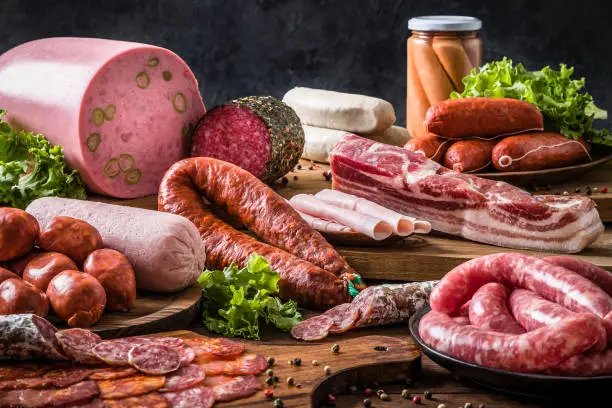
[158, 157, 352, 309]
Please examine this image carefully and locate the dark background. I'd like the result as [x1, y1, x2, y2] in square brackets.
[2, 0, 611, 129]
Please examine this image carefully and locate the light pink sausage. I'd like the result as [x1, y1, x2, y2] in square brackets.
[543, 256, 612, 297]
[553, 349, 612, 376]
[468, 283, 524, 334]
[419, 310, 602, 373]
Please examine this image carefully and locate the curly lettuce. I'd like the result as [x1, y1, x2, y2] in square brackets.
[451, 58, 611, 145]
[0, 110, 87, 208]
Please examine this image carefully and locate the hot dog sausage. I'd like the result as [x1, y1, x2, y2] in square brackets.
[84, 249, 136, 312]
[419, 310, 602, 373]
[403, 134, 450, 163]
[0, 278, 49, 316]
[543, 256, 612, 297]
[0, 208, 39, 261]
[444, 139, 496, 173]
[492, 132, 590, 172]
[468, 283, 524, 334]
[158, 157, 351, 309]
[0, 268, 18, 285]
[39, 217, 103, 265]
[425, 97, 544, 139]
[23, 253, 78, 292]
[46, 271, 106, 327]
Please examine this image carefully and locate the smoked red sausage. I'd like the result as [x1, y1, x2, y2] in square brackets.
[0, 278, 49, 316]
[158, 158, 351, 309]
[46, 270, 106, 327]
[2, 249, 42, 277]
[492, 132, 590, 172]
[0, 267, 19, 284]
[0, 208, 39, 261]
[83, 249, 136, 312]
[425, 97, 544, 140]
[403, 134, 450, 163]
[23, 252, 78, 292]
[39, 217, 103, 265]
[543, 256, 612, 297]
[443, 139, 497, 173]
[468, 283, 524, 334]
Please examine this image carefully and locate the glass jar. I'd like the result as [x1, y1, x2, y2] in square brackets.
[407, 16, 482, 138]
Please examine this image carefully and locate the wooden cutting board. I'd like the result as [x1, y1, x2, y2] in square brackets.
[163, 330, 421, 408]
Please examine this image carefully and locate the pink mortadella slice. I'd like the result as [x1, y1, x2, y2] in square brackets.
[289, 194, 394, 240]
[296, 210, 353, 233]
[315, 189, 432, 235]
[0, 37, 206, 198]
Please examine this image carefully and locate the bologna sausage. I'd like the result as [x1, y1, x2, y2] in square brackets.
[543, 256, 612, 297]
[158, 157, 351, 309]
[23, 253, 78, 292]
[425, 97, 544, 140]
[39, 217, 103, 265]
[84, 249, 136, 312]
[492, 132, 590, 172]
[468, 283, 524, 334]
[403, 134, 450, 163]
[0, 278, 49, 316]
[419, 310, 602, 372]
[444, 139, 496, 172]
[46, 271, 106, 327]
[0, 208, 39, 261]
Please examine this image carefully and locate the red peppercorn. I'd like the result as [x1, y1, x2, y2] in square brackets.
[601, 187, 608, 193]
[363, 388, 373, 397]
[328, 394, 336, 402]
[264, 389, 274, 399]
[412, 395, 422, 404]
[293, 175, 298, 180]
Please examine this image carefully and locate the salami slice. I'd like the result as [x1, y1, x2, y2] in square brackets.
[290, 315, 334, 341]
[160, 364, 206, 392]
[0, 314, 67, 361]
[0, 380, 99, 408]
[97, 375, 166, 399]
[0, 363, 51, 380]
[128, 343, 181, 375]
[177, 346, 196, 367]
[56, 329, 102, 364]
[103, 393, 169, 408]
[92, 340, 133, 365]
[88, 367, 137, 381]
[162, 385, 215, 408]
[184, 337, 245, 358]
[325, 303, 360, 334]
[126, 336, 185, 349]
[204, 375, 261, 402]
[196, 353, 267, 376]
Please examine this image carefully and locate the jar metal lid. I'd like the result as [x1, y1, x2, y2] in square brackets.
[408, 16, 482, 31]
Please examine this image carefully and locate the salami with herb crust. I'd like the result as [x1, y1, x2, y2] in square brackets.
[191, 96, 304, 183]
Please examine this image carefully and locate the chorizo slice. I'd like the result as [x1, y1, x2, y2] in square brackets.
[103, 393, 168, 408]
[183, 337, 244, 358]
[195, 353, 267, 376]
[88, 367, 137, 381]
[97, 374, 166, 399]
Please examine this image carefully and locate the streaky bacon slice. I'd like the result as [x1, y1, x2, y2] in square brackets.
[328, 134, 603, 253]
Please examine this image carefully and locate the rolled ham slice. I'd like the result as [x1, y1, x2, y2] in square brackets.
[296, 211, 352, 233]
[315, 189, 431, 235]
[289, 194, 394, 240]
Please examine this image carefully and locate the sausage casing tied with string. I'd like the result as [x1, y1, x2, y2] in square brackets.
[158, 157, 352, 308]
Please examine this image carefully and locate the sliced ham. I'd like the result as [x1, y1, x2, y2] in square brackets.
[296, 211, 353, 233]
[289, 194, 393, 240]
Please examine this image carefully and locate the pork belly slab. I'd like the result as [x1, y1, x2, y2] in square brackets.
[328, 134, 603, 253]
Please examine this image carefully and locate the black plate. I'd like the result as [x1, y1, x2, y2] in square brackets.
[409, 305, 612, 397]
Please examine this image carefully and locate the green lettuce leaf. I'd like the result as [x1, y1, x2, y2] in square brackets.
[197, 254, 302, 340]
[0, 110, 87, 208]
[451, 58, 611, 145]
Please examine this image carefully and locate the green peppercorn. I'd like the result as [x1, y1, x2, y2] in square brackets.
[312, 360, 320, 366]
[287, 360, 293, 366]
[293, 357, 302, 366]
[266, 369, 274, 377]
[265, 377, 274, 386]
[273, 398, 284, 408]
[331, 343, 340, 353]
[380, 393, 390, 401]
[324, 365, 332, 375]
[465, 403, 473, 408]
[437, 404, 447, 408]
[349, 385, 358, 393]
[424, 390, 433, 399]
[376, 389, 385, 397]
[267, 357, 275, 366]
[286, 376, 295, 386]
[363, 399, 372, 407]
[401, 389, 410, 399]
[274, 376, 279, 383]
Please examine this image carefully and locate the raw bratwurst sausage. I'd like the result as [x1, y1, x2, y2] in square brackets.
[158, 157, 351, 308]
[39, 217, 103, 265]
[468, 283, 524, 334]
[46, 271, 106, 327]
[542, 256, 612, 297]
[22, 253, 78, 292]
[444, 139, 497, 173]
[0, 279, 49, 316]
[403, 134, 450, 163]
[425, 97, 544, 140]
[0, 208, 39, 262]
[492, 132, 590, 172]
[84, 249, 136, 312]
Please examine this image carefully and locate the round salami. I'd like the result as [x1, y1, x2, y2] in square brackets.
[177, 346, 196, 366]
[196, 353, 267, 376]
[162, 385, 214, 408]
[92, 340, 134, 365]
[103, 393, 168, 408]
[204, 375, 261, 402]
[325, 303, 360, 334]
[160, 364, 206, 392]
[184, 337, 245, 358]
[97, 375, 166, 399]
[128, 343, 181, 375]
[88, 367, 137, 381]
[127, 336, 184, 349]
[290, 315, 334, 341]
[56, 328, 102, 364]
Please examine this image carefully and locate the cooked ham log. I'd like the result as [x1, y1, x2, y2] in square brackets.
[328, 135, 603, 253]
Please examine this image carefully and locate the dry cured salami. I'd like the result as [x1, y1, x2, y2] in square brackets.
[177, 346, 196, 367]
[103, 393, 169, 408]
[92, 340, 133, 365]
[195, 353, 267, 376]
[128, 343, 181, 375]
[0, 380, 99, 408]
[162, 385, 215, 408]
[88, 367, 137, 381]
[124, 336, 185, 349]
[325, 302, 360, 334]
[160, 364, 206, 392]
[184, 337, 245, 358]
[56, 328, 102, 364]
[0, 314, 67, 361]
[204, 375, 261, 402]
[97, 375, 166, 399]
[290, 315, 334, 341]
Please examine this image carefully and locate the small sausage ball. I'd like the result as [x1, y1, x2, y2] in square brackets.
[3, 248, 43, 277]
[0, 267, 19, 284]
[23, 252, 78, 292]
[46, 270, 106, 327]
[0, 208, 40, 261]
[0, 278, 49, 316]
[39, 217, 103, 265]
[84, 249, 136, 312]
